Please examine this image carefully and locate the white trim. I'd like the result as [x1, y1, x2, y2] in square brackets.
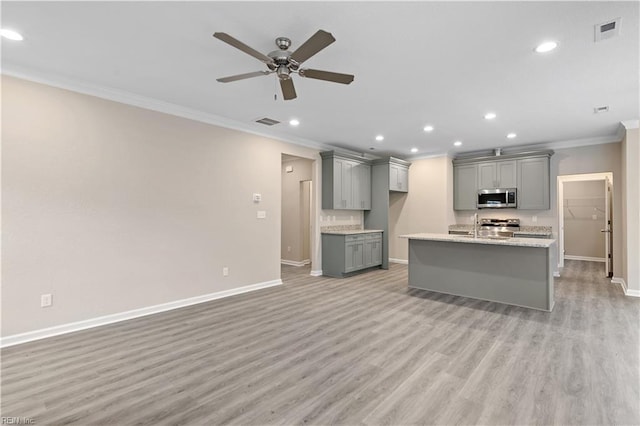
[553, 271, 561, 277]
[389, 258, 408, 265]
[310, 270, 323, 277]
[280, 259, 310, 267]
[1, 66, 334, 153]
[564, 255, 606, 263]
[0, 279, 282, 348]
[557, 172, 613, 271]
[621, 120, 640, 130]
[612, 277, 640, 297]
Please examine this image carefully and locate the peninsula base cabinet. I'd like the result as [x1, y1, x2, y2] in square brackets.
[322, 232, 383, 277]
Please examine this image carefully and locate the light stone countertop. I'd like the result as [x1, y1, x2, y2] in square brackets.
[322, 229, 384, 235]
[400, 233, 556, 248]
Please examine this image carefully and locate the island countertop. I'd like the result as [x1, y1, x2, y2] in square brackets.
[399, 233, 555, 248]
[322, 229, 384, 235]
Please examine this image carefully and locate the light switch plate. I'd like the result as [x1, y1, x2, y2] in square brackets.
[257, 210, 266, 219]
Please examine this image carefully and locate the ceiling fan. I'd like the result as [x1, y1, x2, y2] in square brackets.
[213, 30, 354, 100]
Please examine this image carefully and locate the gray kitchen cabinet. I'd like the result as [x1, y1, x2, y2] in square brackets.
[454, 164, 478, 210]
[322, 232, 383, 277]
[517, 156, 550, 210]
[389, 162, 409, 192]
[453, 150, 553, 211]
[478, 160, 516, 189]
[321, 151, 371, 210]
[354, 162, 372, 210]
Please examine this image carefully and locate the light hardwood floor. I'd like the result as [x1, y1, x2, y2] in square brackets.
[1, 260, 639, 425]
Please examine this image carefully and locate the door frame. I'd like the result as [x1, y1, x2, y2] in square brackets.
[557, 172, 613, 275]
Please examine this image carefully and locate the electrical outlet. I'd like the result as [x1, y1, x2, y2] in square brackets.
[532, 216, 538, 223]
[41, 294, 52, 308]
[223, 267, 229, 277]
[287, 246, 291, 252]
[257, 210, 266, 219]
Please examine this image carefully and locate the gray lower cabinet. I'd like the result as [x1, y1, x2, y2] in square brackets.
[454, 164, 478, 210]
[517, 157, 550, 210]
[322, 232, 383, 277]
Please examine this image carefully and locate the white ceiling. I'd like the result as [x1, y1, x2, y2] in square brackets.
[2, 1, 638, 158]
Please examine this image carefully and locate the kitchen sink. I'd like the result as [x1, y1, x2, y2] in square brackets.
[485, 236, 510, 240]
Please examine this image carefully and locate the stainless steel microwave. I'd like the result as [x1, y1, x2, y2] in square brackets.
[477, 188, 517, 209]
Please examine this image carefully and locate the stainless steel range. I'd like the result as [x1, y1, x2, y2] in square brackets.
[478, 218, 520, 237]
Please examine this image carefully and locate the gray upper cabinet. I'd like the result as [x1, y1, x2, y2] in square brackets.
[517, 156, 550, 210]
[454, 164, 478, 210]
[389, 162, 409, 192]
[321, 151, 371, 210]
[477, 160, 516, 189]
[453, 150, 553, 211]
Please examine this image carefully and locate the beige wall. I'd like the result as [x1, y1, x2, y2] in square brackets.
[281, 157, 312, 262]
[1, 76, 320, 336]
[389, 156, 453, 260]
[563, 180, 606, 259]
[621, 126, 640, 292]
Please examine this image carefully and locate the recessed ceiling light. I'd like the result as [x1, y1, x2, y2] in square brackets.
[423, 125, 434, 132]
[484, 112, 497, 120]
[410, 148, 418, 153]
[0, 29, 24, 41]
[375, 135, 384, 141]
[535, 41, 558, 53]
[507, 133, 517, 139]
[454, 141, 462, 147]
[289, 119, 300, 126]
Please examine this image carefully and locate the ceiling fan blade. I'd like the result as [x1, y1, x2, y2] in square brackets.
[216, 71, 271, 83]
[213, 32, 273, 64]
[280, 78, 297, 100]
[299, 69, 354, 85]
[289, 30, 336, 64]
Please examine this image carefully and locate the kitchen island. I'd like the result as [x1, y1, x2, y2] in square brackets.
[399, 233, 556, 311]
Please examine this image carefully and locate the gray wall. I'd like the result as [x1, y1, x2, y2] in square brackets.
[563, 180, 606, 259]
[1, 76, 319, 336]
[281, 157, 312, 263]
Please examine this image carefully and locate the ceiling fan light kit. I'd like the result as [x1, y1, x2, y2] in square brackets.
[213, 29, 354, 100]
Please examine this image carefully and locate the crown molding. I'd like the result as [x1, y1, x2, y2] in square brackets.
[621, 120, 640, 130]
[1, 64, 335, 153]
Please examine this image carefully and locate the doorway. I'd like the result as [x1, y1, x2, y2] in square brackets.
[558, 172, 613, 277]
[281, 154, 313, 268]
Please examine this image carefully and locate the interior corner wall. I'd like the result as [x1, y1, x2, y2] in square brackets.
[622, 127, 640, 292]
[281, 157, 312, 262]
[388, 156, 451, 261]
[1, 75, 319, 337]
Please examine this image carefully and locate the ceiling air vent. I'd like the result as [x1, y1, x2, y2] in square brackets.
[594, 105, 610, 114]
[595, 18, 621, 42]
[255, 117, 280, 126]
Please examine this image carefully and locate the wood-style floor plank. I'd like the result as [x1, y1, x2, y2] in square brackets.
[1, 260, 639, 425]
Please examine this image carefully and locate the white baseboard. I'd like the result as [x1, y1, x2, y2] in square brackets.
[310, 270, 323, 277]
[0, 279, 282, 348]
[612, 277, 640, 297]
[564, 255, 606, 263]
[389, 258, 408, 265]
[280, 259, 310, 267]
